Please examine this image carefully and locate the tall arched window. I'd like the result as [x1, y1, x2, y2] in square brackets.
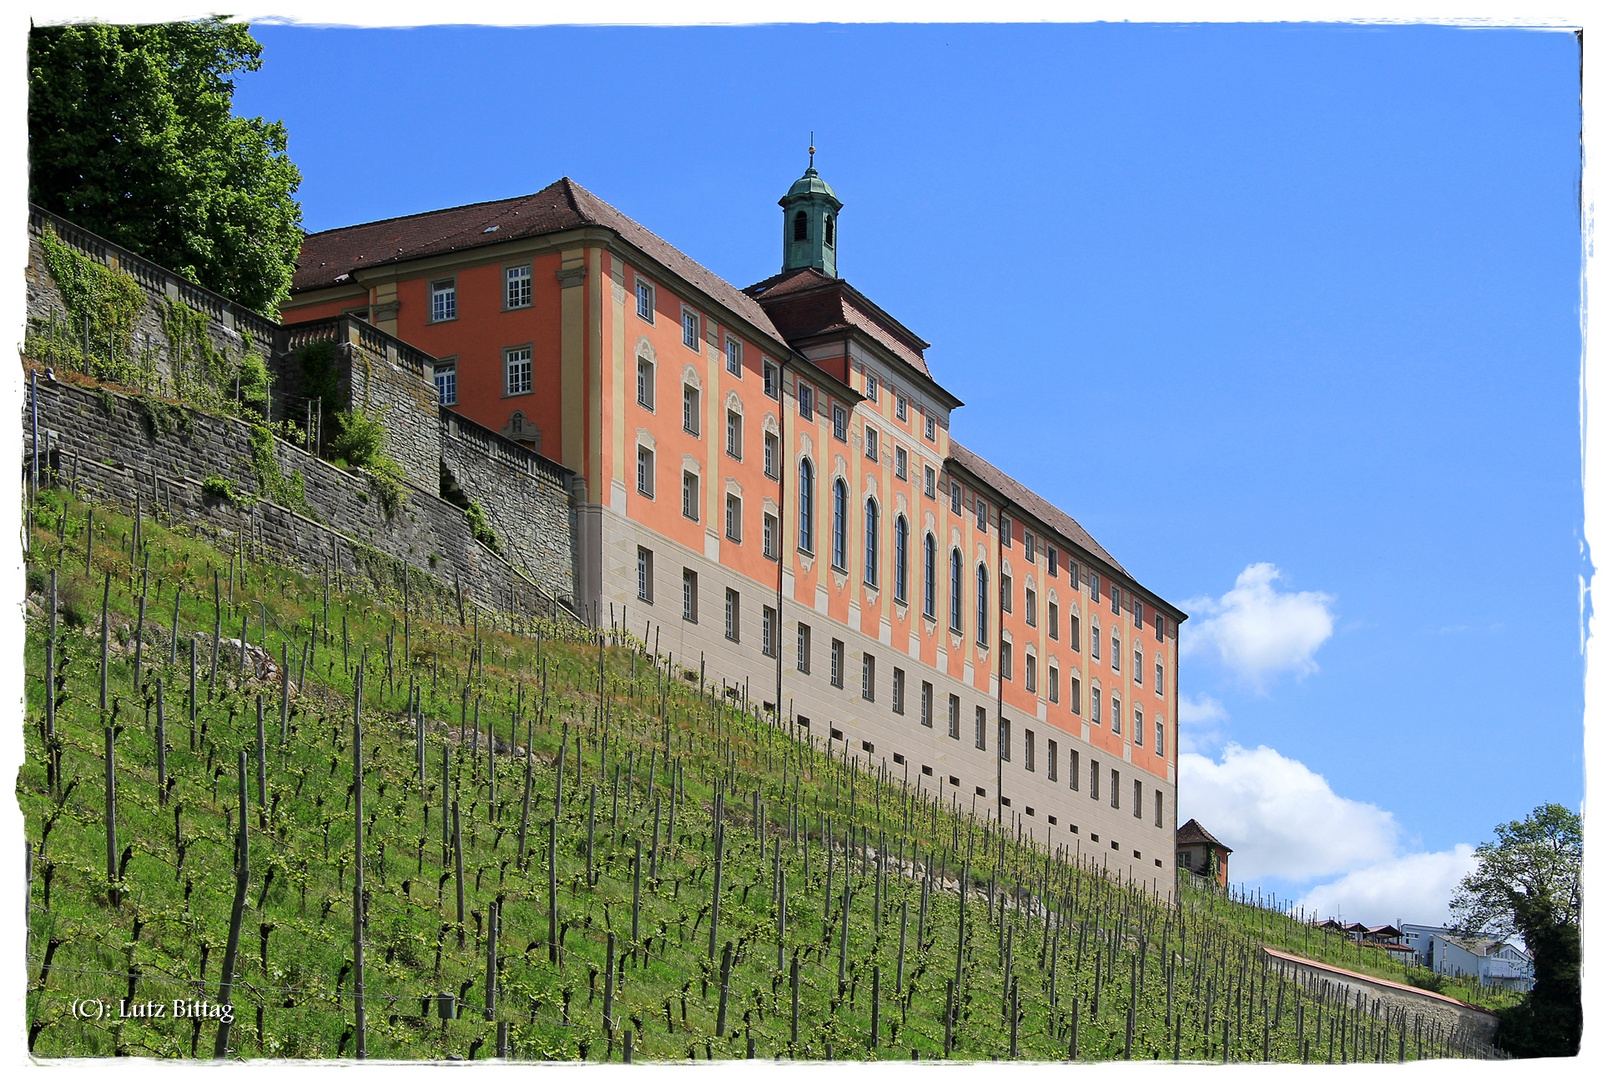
[793, 211, 809, 242]
[864, 498, 880, 587]
[832, 479, 848, 570]
[923, 533, 937, 619]
[976, 563, 990, 644]
[894, 515, 909, 603]
[798, 460, 815, 553]
[949, 549, 963, 632]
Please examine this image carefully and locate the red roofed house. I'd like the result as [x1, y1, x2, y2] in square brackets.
[283, 159, 1188, 891]
[1175, 818, 1232, 887]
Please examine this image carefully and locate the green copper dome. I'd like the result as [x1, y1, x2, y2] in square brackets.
[785, 166, 838, 201]
[780, 158, 843, 277]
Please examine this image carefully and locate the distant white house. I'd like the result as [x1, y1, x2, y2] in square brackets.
[1400, 922, 1534, 990]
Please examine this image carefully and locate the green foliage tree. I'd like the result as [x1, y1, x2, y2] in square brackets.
[29, 18, 302, 315]
[1450, 803, 1581, 1057]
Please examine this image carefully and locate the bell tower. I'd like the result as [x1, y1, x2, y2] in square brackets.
[780, 138, 843, 277]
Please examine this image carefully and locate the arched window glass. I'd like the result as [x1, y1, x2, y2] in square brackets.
[923, 534, 937, 618]
[832, 479, 848, 571]
[976, 564, 990, 644]
[894, 516, 909, 603]
[798, 459, 815, 553]
[949, 550, 963, 632]
[864, 498, 880, 587]
[793, 211, 809, 242]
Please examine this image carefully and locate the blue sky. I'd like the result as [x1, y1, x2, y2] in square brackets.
[236, 21, 1583, 924]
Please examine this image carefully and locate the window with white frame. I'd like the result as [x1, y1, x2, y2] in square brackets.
[683, 384, 700, 435]
[1048, 601, 1059, 640]
[865, 373, 879, 401]
[636, 279, 654, 321]
[762, 605, 778, 657]
[895, 394, 908, 421]
[1111, 631, 1121, 672]
[504, 346, 532, 395]
[1024, 728, 1035, 771]
[923, 533, 937, 618]
[1155, 659, 1164, 695]
[976, 498, 988, 533]
[763, 512, 778, 560]
[1025, 587, 1036, 626]
[949, 549, 963, 632]
[1001, 514, 1012, 548]
[726, 337, 743, 376]
[894, 515, 909, 604]
[921, 681, 933, 727]
[1070, 749, 1080, 791]
[999, 717, 1011, 761]
[1025, 652, 1036, 693]
[832, 404, 847, 441]
[948, 695, 961, 739]
[1071, 611, 1081, 652]
[1001, 640, 1013, 681]
[830, 639, 844, 687]
[1156, 717, 1165, 757]
[1070, 676, 1082, 715]
[975, 706, 988, 750]
[682, 568, 698, 622]
[1025, 532, 1035, 563]
[1134, 646, 1144, 684]
[950, 480, 962, 514]
[1001, 572, 1013, 614]
[725, 493, 742, 543]
[681, 471, 699, 521]
[861, 653, 875, 701]
[1133, 596, 1143, 627]
[1134, 778, 1143, 818]
[636, 445, 654, 497]
[798, 382, 815, 420]
[892, 667, 905, 714]
[430, 279, 456, 322]
[976, 563, 989, 643]
[763, 360, 779, 399]
[434, 361, 457, 406]
[726, 409, 742, 460]
[636, 546, 653, 603]
[925, 412, 937, 441]
[505, 264, 532, 309]
[864, 499, 880, 587]
[1091, 687, 1101, 728]
[1112, 694, 1122, 735]
[764, 431, 779, 479]
[1110, 768, 1120, 809]
[895, 445, 908, 479]
[1048, 547, 1058, 577]
[798, 460, 815, 553]
[1049, 662, 1060, 703]
[1048, 739, 1058, 782]
[1155, 788, 1164, 825]
[724, 588, 740, 641]
[924, 465, 936, 498]
[1134, 705, 1144, 746]
[865, 425, 879, 462]
[797, 623, 811, 673]
[636, 357, 655, 409]
[1155, 611, 1165, 642]
[831, 479, 848, 570]
[1111, 584, 1121, 616]
[682, 309, 700, 350]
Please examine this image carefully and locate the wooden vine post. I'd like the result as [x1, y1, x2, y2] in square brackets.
[212, 751, 249, 1058]
[352, 679, 367, 1059]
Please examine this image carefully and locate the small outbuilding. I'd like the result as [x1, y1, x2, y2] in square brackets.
[1176, 818, 1232, 887]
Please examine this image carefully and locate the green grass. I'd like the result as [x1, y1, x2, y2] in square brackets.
[19, 487, 1501, 1061]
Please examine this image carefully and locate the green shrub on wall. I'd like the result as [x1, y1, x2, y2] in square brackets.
[31, 226, 145, 384]
[248, 423, 315, 519]
[328, 407, 406, 519]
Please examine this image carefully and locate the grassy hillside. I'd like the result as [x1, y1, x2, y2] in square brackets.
[19, 488, 1500, 1061]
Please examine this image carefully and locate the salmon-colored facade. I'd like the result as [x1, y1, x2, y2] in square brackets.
[285, 168, 1187, 890]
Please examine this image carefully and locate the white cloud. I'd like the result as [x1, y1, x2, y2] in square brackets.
[1178, 743, 1397, 881]
[1182, 563, 1336, 688]
[1297, 846, 1478, 928]
[1178, 693, 1229, 753]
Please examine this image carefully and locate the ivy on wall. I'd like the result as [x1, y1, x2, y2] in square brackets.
[30, 225, 146, 385]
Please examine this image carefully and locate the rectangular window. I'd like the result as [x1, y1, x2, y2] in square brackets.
[1156, 718, 1165, 758]
[1090, 761, 1101, 802]
[1047, 739, 1059, 782]
[1091, 623, 1101, 661]
[999, 717, 1011, 762]
[682, 309, 700, 350]
[636, 546, 653, 603]
[434, 361, 458, 406]
[948, 695, 961, 739]
[1090, 571, 1101, 603]
[950, 481, 962, 514]
[1070, 612, 1081, 652]
[504, 346, 533, 395]
[1091, 687, 1101, 728]
[798, 382, 815, 420]
[1070, 749, 1080, 791]
[682, 568, 698, 623]
[924, 465, 936, 498]
[636, 445, 655, 497]
[1111, 584, 1121, 615]
[1134, 705, 1144, 746]
[725, 493, 742, 542]
[1001, 572, 1013, 613]
[865, 425, 879, 462]
[505, 264, 532, 309]
[1025, 588, 1036, 626]
[1025, 652, 1036, 693]
[865, 373, 879, 401]
[726, 337, 743, 376]
[797, 623, 811, 673]
[1048, 601, 1059, 640]
[921, 681, 934, 727]
[975, 706, 988, 750]
[1133, 596, 1143, 628]
[895, 394, 908, 421]
[1110, 770, 1120, 809]
[1070, 676, 1082, 716]
[1025, 532, 1035, 563]
[681, 471, 699, 521]
[925, 412, 937, 441]
[1112, 694, 1122, 735]
[895, 445, 908, 479]
[763, 360, 780, 399]
[683, 384, 700, 435]
[1001, 514, 1012, 548]
[1112, 632, 1121, 671]
[636, 279, 655, 321]
[430, 279, 456, 322]
[726, 410, 743, 460]
[762, 605, 778, 657]
[764, 431, 780, 479]
[1024, 729, 1035, 772]
[1155, 789, 1164, 827]
[830, 639, 844, 687]
[1001, 640, 1013, 681]
[1135, 647, 1144, 684]
[1049, 663, 1060, 703]
[1048, 547, 1058, 577]
[861, 653, 876, 702]
[832, 404, 848, 441]
[892, 667, 905, 714]
[636, 357, 655, 409]
[1156, 612, 1165, 642]
[976, 498, 988, 533]
[1134, 779, 1143, 818]
[763, 512, 778, 560]
[724, 588, 740, 642]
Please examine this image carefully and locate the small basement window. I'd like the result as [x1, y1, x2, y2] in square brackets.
[1111, 841, 1120, 851]
[861, 740, 875, 753]
[1000, 796, 1011, 807]
[797, 717, 810, 729]
[1026, 807, 1035, 817]
[922, 765, 934, 777]
[949, 776, 960, 787]
[893, 753, 905, 766]
[1048, 815, 1058, 826]
[830, 728, 843, 741]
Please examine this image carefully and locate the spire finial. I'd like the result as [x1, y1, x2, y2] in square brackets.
[808, 132, 815, 169]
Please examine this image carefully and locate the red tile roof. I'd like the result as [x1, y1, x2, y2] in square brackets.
[1176, 818, 1232, 852]
[294, 177, 789, 348]
[748, 267, 936, 379]
[946, 440, 1131, 581]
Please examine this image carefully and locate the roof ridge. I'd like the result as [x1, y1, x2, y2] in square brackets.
[300, 182, 567, 239]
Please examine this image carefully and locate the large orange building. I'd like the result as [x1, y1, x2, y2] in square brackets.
[285, 163, 1187, 888]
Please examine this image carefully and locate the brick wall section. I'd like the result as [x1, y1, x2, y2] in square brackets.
[27, 377, 576, 619]
[439, 408, 575, 604]
[1262, 947, 1501, 1057]
[344, 327, 441, 491]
